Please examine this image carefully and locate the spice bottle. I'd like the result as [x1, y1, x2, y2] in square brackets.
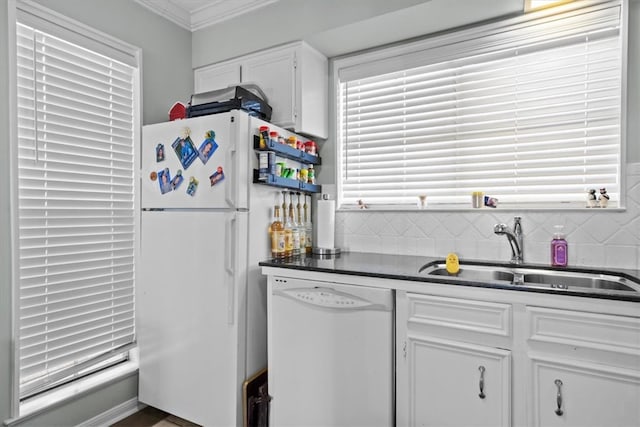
[269, 131, 279, 145]
[307, 164, 315, 184]
[259, 126, 270, 149]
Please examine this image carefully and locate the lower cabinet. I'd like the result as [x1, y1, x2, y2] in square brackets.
[396, 292, 512, 427]
[399, 336, 511, 427]
[530, 356, 640, 427]
[264, 269, 640, 427]
[527, 306, 640, 427]
[397, 291, 640, 427]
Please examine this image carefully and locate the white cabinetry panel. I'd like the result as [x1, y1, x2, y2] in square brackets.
[406, 337, 511, 427]
[194, 41, 327, 138]
[194, 60, 241, 93]
[530, 356, 640, 427]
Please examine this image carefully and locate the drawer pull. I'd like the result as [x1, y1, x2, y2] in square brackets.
[554, 379, 564, 416]
[478, 365, 486, 399]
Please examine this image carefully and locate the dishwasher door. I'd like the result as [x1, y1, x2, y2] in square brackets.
[268, 277, 394, 427]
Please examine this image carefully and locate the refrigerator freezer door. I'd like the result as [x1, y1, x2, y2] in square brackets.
[138, 210, 248, 426]
[141, 112, 250, 210]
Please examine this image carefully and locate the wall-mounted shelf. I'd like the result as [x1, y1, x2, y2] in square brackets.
[252, 169, 321, 193]
[253, 135, 321, 165]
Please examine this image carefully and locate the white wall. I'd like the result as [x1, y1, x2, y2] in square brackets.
[192, 0, 524, 68]
[192, 0, 432, 68]
[30, 0, 194, 126]
[0, 1, 192, 425]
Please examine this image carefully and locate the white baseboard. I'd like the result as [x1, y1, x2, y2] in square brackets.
[75, 397, 144, 427]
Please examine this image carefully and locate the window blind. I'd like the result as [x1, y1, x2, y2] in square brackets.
[336, 1, 624, 208]
[16, 22, 136, 398]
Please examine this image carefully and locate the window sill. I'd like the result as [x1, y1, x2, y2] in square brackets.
[338, 203, 624, 212]
[4, 350, 139, 427]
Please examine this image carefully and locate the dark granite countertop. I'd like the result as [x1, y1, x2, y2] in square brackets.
[259, 251, 640, 303]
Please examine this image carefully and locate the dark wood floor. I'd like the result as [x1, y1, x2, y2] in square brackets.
[111, 406, 200, 427]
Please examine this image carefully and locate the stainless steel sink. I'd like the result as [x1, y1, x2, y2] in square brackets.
[418, 261, 640, 295]
[426, 265, 514, 283]
[518, 270, 640, 293]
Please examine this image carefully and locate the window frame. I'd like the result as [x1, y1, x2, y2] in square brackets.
[9, 0, 141, 416]
[332, 0, 628, 211]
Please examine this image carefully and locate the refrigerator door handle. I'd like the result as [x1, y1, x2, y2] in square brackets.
[225, 214, 236, 276]
[225, 143, 237, 209]
[225, 214, 237, 324]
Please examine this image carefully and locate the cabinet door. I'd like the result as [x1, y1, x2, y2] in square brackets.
[242, 49, 296, 129]
[531, 356, 640, 427]
[399, 335, 511, 427]
[194, 61, 241, 93]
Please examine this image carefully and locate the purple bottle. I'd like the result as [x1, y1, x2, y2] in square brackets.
[551, 225, 568, 267]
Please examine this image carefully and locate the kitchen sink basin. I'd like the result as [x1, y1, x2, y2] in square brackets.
[426, 265, 514, 283]
[520, 271, 640, 292]
[418, 261, 640, 295]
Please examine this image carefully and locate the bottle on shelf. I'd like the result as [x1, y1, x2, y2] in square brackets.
[269, 131, 279, 145]
[307, 164, 315, 184]
[284, 204, 294, 259]
[296, 192, 306, 256]
[270, 205, 285, 259]
[288, 192, 300, 258]
[281, 191, 287, 224]
[259, 126, 270, 149]
[304, 194, 313, 255]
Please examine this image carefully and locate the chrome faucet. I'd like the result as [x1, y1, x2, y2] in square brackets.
[494, 216, 524, 264]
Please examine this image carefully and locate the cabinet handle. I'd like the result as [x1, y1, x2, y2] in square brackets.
[478, 365, 486, 399]
[554, 379, 564, 416]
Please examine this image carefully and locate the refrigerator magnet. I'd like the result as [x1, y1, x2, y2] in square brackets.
[149, 171, 157, 181]
[209, 166, 225, 187]
[170, 169, 184, 190]
[158, 168, 172, 194]
[171, 135, 198, 170]
[156, 143, 165, 162]
[198, 131, 218, 165]
[186, 176, 199, 197]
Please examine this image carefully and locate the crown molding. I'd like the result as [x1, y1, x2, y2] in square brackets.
[135, 0, 278, 32]
[135, 0, 192, 30]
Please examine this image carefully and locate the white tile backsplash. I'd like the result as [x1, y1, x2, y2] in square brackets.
[335, 163, 640, 270]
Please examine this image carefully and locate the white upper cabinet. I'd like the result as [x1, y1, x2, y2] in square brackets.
[194, 61, 241, 93]
[194, 41, 328, 139]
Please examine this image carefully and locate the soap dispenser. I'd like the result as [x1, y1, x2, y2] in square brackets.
[551, 225, 568, 267]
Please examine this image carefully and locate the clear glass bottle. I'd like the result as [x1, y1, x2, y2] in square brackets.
[270, 205, 285, 259]
[284, 208, 294, 259]
[296, 192, 306, 256]
[288, 192, 300, 258]
[281, 191, 287, 224]
[551, 225, 568, 267]
[304, 194, 313, 255]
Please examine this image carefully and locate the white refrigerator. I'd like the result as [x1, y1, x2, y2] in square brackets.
[137, 110, 277, 426]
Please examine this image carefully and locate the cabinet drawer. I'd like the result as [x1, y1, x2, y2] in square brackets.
[527, 306, 640, 356]
[407, 293, 512, 338]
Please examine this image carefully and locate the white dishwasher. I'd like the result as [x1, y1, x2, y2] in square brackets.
[268, 276, 394, 427]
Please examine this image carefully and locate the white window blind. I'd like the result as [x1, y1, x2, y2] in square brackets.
[16, 21, 136, 398]
[336, 1, 625, 208]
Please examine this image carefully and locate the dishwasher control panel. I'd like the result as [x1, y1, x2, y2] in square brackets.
[281, 287, 373, 308]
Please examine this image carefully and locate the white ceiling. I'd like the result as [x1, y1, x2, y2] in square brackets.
[134, 0, 278, 32]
